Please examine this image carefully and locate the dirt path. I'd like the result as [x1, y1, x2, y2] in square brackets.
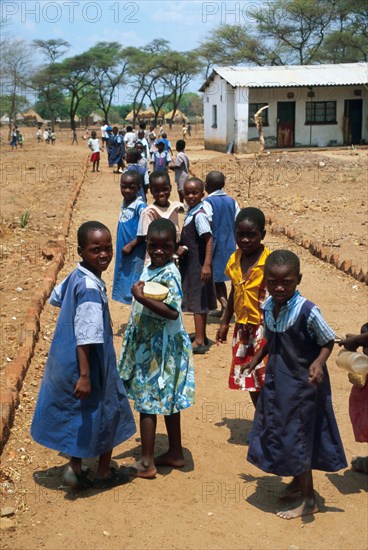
[1, 137, 367, 549]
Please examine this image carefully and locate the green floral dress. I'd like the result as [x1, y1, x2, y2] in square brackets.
[118, 262, 195, 415]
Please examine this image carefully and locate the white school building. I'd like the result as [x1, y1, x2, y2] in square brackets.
[199, 62, 368, 153]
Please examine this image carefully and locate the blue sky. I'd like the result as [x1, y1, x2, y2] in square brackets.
[2, 1, 261, 96]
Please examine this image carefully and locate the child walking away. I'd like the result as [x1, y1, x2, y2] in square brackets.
[178, 178, 217, 354]
[246, 250, 347, 519]
[108, 126, 124, 173]
[119, 219, 194, 478]
[137, 171, 182, 253]
[151, 139, 171, 172]
[204, 171, 240, 317]
[88, 130, 100, 172]
[112, 172, 146, 304]
[31, 221, 136, 490]
[216, 208, 269, 405]
[169, 139, 189, 203]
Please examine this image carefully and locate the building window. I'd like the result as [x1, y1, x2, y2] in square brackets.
[212, 105, 217, 128]
[249, 103, 269, 127]
[306, 101, 337, 124]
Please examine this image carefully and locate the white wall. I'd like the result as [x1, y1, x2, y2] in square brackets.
[247, 85, 367, 147]
[203, 77, 367, 149]
[203, 75, 232, 152]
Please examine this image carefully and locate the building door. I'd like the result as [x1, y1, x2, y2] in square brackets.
[277, 102, 295, 147]
[344, 99, 363, 145]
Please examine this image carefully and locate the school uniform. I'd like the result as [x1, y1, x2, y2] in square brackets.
[203, 190, 240, 283]
[112, 197, 146, 304]
[179, 203, 217, 313]
[247, 291, 347, 475]
[31, 265, 136, 458]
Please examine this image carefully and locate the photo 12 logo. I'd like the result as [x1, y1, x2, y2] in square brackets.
[1, 2, 139, 24]
[202, 2, 259, 24]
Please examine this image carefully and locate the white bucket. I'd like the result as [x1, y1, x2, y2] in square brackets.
[336, 350, 368, 375]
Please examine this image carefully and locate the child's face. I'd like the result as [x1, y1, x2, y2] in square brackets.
[157, 143, 165, 152]
[150, 178, 171, 206]
[184, 181, 204, 208]
[120, 177, 139, 204]
[265, 264, 302, 305]
[78, 229, 113, 276]
[147, 231, 175, 268]
[235, 219, 265, 256]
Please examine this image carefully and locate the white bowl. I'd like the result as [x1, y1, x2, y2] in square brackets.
[143, 281, 169, 301]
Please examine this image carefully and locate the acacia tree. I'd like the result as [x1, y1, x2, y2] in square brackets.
[0, 39, 33, 135]
[198, 0, 365, 70]
[86, 42, 130, 124]
[33, 39, 70, 63]
[54, 53, 95, 130]
[316, 0, 368, 62]
[32, 39, 70, 128]
[160, 51, 202, 127]
[125, 40, 170, 126]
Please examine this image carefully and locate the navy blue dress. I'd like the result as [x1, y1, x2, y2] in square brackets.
[204, 194, 237, 283]
[248, 299, 347, 476]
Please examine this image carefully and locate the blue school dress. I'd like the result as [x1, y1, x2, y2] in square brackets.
[118, 262, 195, 415]
[204, 193, 238, 283]
[247, 292, 347, 476]
[112, 197, 146, 304]
[31, 265, 136, 458]
[108, 133, 124, 167]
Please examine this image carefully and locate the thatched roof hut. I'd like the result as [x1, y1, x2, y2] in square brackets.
[22, 109, 44, 123]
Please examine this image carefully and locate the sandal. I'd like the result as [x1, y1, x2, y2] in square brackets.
[63, 465, 93, 490]
[93, 467, 131, 489]
[192, 344, 208, 355]
[351, 456, 368, 474]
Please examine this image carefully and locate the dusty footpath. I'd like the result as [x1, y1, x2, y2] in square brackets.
[0, 129, 367, 549]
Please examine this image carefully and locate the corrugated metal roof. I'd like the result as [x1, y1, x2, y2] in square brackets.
[199, 63, 368, 90]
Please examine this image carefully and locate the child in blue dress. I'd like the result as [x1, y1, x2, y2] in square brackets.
[31, 221, 136, 489]
[119, 219, 194, 479]
[178, 177, 217, 353]
[112, 172, 146, 304]
[204, 170, 240, 317]
[245, 250, 347, 519]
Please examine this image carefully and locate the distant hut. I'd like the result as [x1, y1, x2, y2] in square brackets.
[165, 109, 188, 124]
[22, 109, 44, 125]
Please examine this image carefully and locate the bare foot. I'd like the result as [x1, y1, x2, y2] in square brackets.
[276, 498, 319, 519]
[155, 451, 185, 468]
[125, 460, 157, 479]
[279, 478, 302, 500]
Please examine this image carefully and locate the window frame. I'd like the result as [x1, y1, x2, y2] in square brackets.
[305, 100, 337, 125]
[211, 104, 217, 128]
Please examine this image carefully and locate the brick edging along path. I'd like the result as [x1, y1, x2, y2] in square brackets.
[0, 158, 89, 455]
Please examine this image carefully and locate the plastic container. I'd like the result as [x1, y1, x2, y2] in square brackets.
[336, 350, 368, 375]
[143, 281, 169, 301]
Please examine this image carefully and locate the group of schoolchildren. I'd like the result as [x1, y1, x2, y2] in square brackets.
[30, 136, 367, 520]
[93, 122, 175, 177]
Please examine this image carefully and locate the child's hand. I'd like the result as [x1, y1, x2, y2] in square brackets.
[201, 264, 211, 281]
[176, 245, 188, 258]
[338, 334, 360, 351]
[240, 359, 256, 375]
[122, 243, 134, 255]
[216, 324, 229, 344]
[308, 360, 324, 385]
[132, 280, 145, 300]
[74, 375, 91, 399]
